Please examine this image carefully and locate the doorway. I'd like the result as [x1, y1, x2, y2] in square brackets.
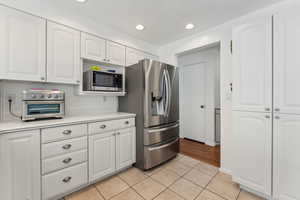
[178, 43, 221, 166]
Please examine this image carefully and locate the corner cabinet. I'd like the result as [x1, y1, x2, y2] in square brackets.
[0, 6, 46, 82]
[47, 22, 80, 84]
[0, 130, 41, 200]
[232, 111, 272, 196]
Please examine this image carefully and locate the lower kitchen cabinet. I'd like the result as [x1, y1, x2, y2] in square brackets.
[89, 131, 116, 181]
[89, 127, 136, 182]
[232, 111, 272, 196]
[0, 130, 41, 200]
[116, 128, 136, 170]
[273, 114, 300, 200]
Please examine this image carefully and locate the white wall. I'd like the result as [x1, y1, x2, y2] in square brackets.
[158, 0, 296, 174]
[0, 0, 159, 55]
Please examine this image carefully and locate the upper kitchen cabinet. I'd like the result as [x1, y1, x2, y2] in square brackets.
[274, 6, 300, 115]
[125, 47, 144, 66]
[106, 41, 126, 66]
[0, 6, 46, 82]
[232, 16, 272, 113]
[47, 22, 80, 84]
[81, 32, 106, 62]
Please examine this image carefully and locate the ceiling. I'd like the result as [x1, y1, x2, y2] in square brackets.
[18, 0, 285, 45]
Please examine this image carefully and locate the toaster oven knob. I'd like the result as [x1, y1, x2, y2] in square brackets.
[47, 94, 52, 98]
[31, 94, 37, 99]
[40, 94, 45, 99]
[54, 95, 59, 99]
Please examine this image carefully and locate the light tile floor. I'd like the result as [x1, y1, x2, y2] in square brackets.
[65, 154, 265, 200]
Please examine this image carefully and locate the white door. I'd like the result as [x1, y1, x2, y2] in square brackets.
[232, 111, 272, 196]
[106, 41, 126, 66]
[116, 128, 136, 170]
[81, 33, 106, 62]
[0, 130, 41, 200]
[273, 114, 300, 200]
[125, 47, 144, 66]
[89, 132, 116, 181]
[0, 6, 46, 82]
[179, 62, 206, 142]
[232, 16, 272, 113]
[274, 6, 300, 115]
[47, 22, 80, 84]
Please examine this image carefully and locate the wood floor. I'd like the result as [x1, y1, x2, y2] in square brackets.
[180, 138, 220, 167]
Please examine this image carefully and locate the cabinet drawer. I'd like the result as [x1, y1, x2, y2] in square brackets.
[89, 120, 118, 135]
[88, 118, 135, 135]
[42, 124, 87, 143]
[42, 137, 87, 159]
[42, 163, 87, 200]
[42, 149, 87, 174]
[116, 118, 135, 130]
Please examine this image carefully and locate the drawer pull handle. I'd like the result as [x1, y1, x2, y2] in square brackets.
[62, 158, 72, 164]
[62, 130, 72, 135]
[100, 125, 106, 129]
[62, 176, 72, 183]
[62, 144, 72, 150]
[125, 121, 129, 125]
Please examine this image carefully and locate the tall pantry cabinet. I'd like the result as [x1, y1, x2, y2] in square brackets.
[232, 4, 300, 200]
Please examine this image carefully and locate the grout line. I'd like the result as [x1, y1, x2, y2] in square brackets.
[93, 183, 107, 200]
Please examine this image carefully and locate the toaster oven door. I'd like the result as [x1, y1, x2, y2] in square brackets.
[23, 101, 65, 120]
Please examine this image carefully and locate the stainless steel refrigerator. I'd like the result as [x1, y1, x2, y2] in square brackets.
[119, 59, 179, 170]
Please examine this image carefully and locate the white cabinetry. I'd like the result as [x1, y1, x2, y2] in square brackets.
[0, 130, 41, 200]
[106, 41, 126, 66]
[88, 118, 136, 182]
[0, 6, 46, 82]
[233, 111, 272, 196]
[232, 16, 272, 112]
[274, 7, 300, 115]
[273, 114, 300, 200]
[81, 33, 106, 62]
[125, 47, 144, 66]
[116, 128, 136, 170]
[47, 22, 80, 84]
[89, 131, 116, 181]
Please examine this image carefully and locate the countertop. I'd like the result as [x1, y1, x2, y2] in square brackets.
[0, 112, 136, 134]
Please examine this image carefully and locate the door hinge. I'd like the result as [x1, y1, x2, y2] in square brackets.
[230, 40, 233, 54]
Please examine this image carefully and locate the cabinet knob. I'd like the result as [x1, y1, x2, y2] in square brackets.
[76, 80, 80, 83]
[62, 157, 72, 164]
[62, 144, 72, 150]
[100, 125, 106, 129]
[41, 77, 45, 81]
[125, 121, 129, 125]
[265, 115, 270, 119]
[62, 176, 72, 183]
[117, 132, 120, 135]
[265, 108, 270, 111]
[62, 130, 72, 135]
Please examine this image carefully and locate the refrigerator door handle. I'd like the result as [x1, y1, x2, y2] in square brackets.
[147, 123, 179, 133]
[164, 69, 172, 117]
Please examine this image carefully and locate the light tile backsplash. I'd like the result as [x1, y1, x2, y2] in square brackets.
[0, 81, 118, 121]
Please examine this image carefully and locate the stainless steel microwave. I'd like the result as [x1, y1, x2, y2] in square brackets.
[83, 70, 123, 92]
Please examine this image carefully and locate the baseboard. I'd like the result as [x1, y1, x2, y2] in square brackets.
[205, 140, 217, 147]
[219, 167, 232, 175]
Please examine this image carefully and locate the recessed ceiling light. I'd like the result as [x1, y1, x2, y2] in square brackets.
[76, 0, 87, 3]
[136, 24, 145, 31]
[185, 23, 195, 30]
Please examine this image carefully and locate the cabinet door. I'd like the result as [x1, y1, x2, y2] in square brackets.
[0, 130, 41, 200]
[47, 22, 80, 84]
[232, 111, 272, 196]
[106, 41, 125, 66]
[125, 47, 143, 66]
[274, 6, 300, 115]
[273, 114, 300, 200]
[232, 16, 272, 112]
[81, 33, 106, 62]
[116, 128, 136, 170]
[89, 132, 116, 181]
[0, 6, 46, 82]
